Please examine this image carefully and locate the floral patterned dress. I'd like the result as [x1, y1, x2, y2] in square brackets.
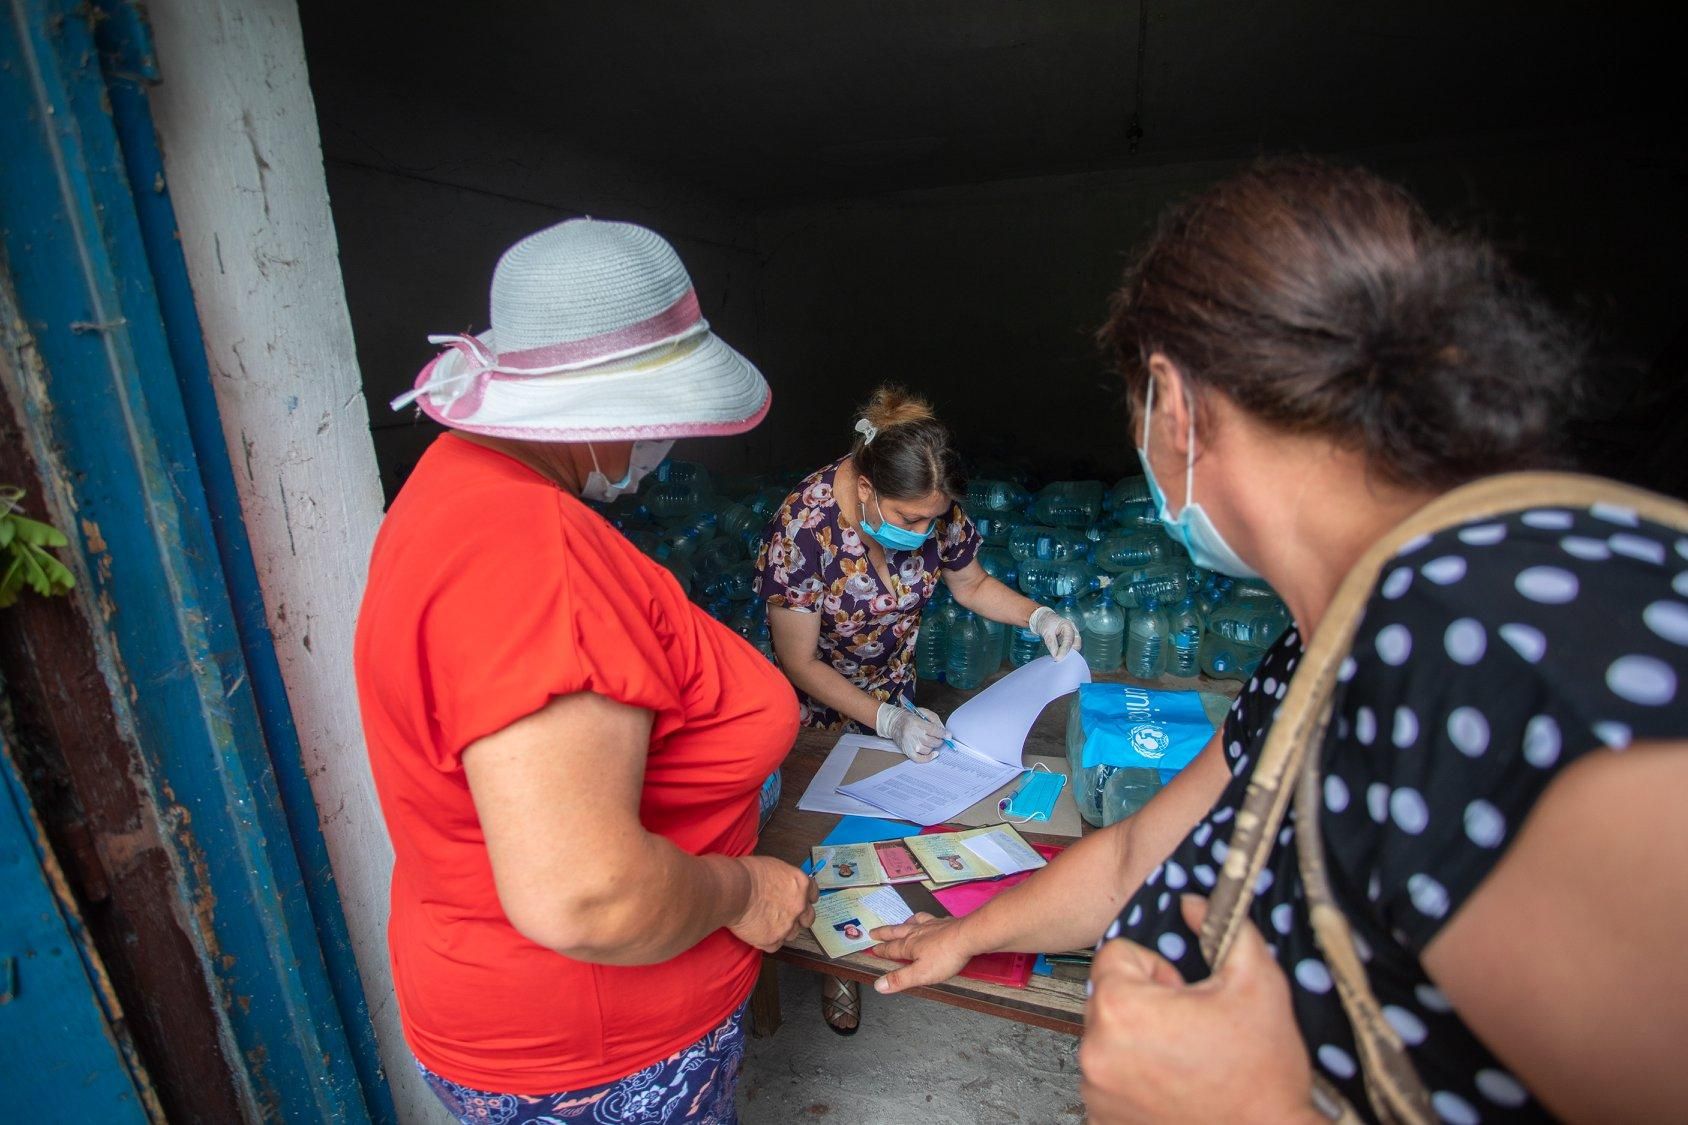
[754, 458, 981, 730]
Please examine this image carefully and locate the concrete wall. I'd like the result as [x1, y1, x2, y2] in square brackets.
[754, 133, 1686, 488]
[143, 2, 442, 1120]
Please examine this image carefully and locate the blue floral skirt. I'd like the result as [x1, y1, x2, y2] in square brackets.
[416, 999, 748, 1125]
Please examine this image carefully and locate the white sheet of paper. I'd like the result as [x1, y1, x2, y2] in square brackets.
[837, 750, 1020, 826]
[858, 885, 914, 926]
[797, 733, 904, 818]
[959, 829, 1046, 875]
[946, 654, 1093, 767]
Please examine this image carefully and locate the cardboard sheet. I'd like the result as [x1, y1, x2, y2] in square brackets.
[840, 751, 1085, 837]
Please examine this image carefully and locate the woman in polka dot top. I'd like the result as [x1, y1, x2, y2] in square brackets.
[870, 160, 1688, 1123]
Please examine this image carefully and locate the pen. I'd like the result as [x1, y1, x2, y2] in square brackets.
[900, 696, 956, 754]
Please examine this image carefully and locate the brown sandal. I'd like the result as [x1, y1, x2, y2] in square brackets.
[820, 975, 860, 1036]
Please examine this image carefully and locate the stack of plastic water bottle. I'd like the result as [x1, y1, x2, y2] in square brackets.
[920, 473, 1292, 690]
[601, 461, 1292, 693]
[590, 459, 785, 663]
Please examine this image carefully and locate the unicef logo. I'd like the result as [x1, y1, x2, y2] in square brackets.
[1128, 723, 1172, 760]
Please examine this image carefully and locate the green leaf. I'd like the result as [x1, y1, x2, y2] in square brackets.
[33, 549, 75, 595]
[0, 556, 24, 608]
[0, 517, 14, 549]
[7, 515, 67, 548]
[16, 542, 49, 595]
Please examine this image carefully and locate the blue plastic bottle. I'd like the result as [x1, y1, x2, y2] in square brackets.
[1207, 601, 1290, 649]
[1126, 594, 1169, 680]
[1111, 562, 1189, 610]
[1105, 476, 1152, 513]
[1096, 531, 1165, 574]
[966, 479, 1031, 513]
[916, 589, 954, 681]
[652, 459, 711, 491]
[944, 609, 995, 691]
[1101, 766, 1162, 824]
[645, 480, 710, 525]
[716, 501, 763, 545]
[1010, 623, 1045, 667]
[1080, 593, 1126, 673]
[701, 560, 757, 602]
[1033, 481, 1105, 528]
[691, 535, 742, 579]
[1008, 523, 1060, 562]
[1168, 596, 1204, 677]
[1201, 630, 1266, 681]
[976, 546, 1019, 587]
[1017, 559, 1095, 601]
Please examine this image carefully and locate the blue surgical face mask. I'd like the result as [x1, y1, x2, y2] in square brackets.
[1136, 378, 1261, 579]
[859, 492, 935, 552]
[1001, 764, 1066, 823]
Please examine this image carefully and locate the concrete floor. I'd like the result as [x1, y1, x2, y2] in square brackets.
[740, 963, 1084, 1125]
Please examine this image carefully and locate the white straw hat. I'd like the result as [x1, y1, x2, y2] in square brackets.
[392, 219, 770, 440]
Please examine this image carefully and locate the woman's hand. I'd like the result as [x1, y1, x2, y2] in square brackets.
[1028, 605, 1082, 661]
[727, 856, 818, 953]
[1080, 896, 1322, 1125]
[867, 913, 975, 993]
[875, 702, 949, 762]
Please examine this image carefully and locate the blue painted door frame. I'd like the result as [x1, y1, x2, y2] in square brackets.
[0, 728, 156, 1122]
[0, 0, 394, 1119]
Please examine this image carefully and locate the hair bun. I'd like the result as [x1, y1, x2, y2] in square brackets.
[860, 385, 936, 432]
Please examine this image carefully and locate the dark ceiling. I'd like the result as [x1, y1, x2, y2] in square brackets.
[298, 1, 1669, 207]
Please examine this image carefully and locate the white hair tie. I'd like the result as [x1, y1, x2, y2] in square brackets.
[854, 418, 878, 444]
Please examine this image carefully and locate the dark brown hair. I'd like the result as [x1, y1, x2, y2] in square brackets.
[1099, 159, 1582, 489]
[850, 385, 966, 500]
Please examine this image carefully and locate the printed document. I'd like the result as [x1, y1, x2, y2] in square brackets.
[837, 655, 1092, 825]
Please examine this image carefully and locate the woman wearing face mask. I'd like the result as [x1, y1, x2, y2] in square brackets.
[356, 219, 816, 1124]
[869, 161, 1688, 1122]
[753, 385, 1078, 1032]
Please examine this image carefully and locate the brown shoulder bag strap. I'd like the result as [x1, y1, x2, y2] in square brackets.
[1198, 471, 1688, 1124]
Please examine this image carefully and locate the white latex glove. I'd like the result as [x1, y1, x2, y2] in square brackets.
[1028, 606, 1082, 661]
[875, 702, 949, 763]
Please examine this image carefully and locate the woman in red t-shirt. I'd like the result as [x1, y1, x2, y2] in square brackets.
[356, 219, 814, 1124]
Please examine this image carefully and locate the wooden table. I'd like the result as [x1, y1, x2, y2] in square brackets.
[751, 667, 1242, 1039]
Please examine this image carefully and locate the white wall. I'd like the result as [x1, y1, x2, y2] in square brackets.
[142, 1, 443, 1120]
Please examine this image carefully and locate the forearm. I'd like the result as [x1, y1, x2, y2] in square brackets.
[556, 834, 751, 966]
[951, 572, 1040, 629]
[783, 649, 885, 729]
[948, 822, 1142, 955]
[949, 737, 1230, 956]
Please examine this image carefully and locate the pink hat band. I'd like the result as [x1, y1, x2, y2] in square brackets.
[397, 288, 704, 421]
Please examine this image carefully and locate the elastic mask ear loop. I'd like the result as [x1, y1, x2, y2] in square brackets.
[588, 442, 605, 478]
[998, 762, 1054, 824]
[1185, 398, 1198, 512]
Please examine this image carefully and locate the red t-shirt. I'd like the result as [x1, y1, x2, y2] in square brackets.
[354, 435, 798, 1092]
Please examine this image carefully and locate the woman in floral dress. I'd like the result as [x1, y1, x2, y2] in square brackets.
[754, 384, 1080, 1033]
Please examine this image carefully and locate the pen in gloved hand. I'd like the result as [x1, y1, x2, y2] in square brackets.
[900, 696, 955, 755]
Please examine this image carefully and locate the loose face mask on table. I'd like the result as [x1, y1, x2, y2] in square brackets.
[859, 492, 936, 552]
[582, 439, 673, 503]
[1136, 378, 1261, 579]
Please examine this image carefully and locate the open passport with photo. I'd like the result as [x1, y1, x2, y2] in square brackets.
[810, 840, 927, 889]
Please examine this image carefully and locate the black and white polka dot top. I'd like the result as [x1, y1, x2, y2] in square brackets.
[1109, 504, 1687, 1123]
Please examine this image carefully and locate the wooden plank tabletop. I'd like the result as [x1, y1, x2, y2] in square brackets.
[756, 666, 1243, 1037]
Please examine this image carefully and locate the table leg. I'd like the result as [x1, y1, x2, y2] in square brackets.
[749, 957, 782, 1038]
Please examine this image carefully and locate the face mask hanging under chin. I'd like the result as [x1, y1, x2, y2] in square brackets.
[581, 439, 674, 503]
[1135, 378, 1261, 579]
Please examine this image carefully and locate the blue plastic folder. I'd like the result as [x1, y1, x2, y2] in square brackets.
[1076, 682, 1215, 780]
